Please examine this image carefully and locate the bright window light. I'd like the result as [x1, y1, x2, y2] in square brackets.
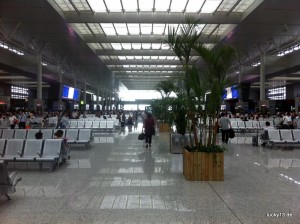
[139, 0, 153, 11]
[185, 0, 205, 12]
[87, 0, 106, 12]
[135, 56, 142, 59]
[155, 0, 170, 11]
[140, 24, 152, 35]
[126, 56, 134, 59]
[167, 56, 175, 60]
[143, 56, 150, 59]
[123, 65, 130, 67]
[157, 65, 163, 67]
[151, 56, 159, 60]
[163, 65, 170, 68]
[132, 43, 141, 49]
[104, 0, 122, 12]
[100, 23, 116, 35]
[201, 0, 222, 13]
[74, 23, 92, 35]
[217, 0, 239, 12]
[167, 24, 179, 33]
[127, 23, 140, 35]
[232, 0, 256, 13]
[161, 44, 170, 50]
[122, 0, 138, 12]
[152, 43, 161, 49]
[122, 43, 132, 49]
[88, 23, 104, 34]
[159, 56, 166, 60]
[101, 43, 113, 49]
[111, 43, 122, 50]
[114, 23, 128, 35]
[118, 56, 126, 60]
[153, 24, 166, 35]
[142, 43, 151, 49]
[170, 0, 187, 12]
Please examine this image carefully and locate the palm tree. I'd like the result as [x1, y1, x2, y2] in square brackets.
[193, 44, 238, 146]
[166, 17, 202, 147]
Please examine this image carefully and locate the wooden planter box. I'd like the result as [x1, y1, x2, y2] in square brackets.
[159, 123, 171, 132]
[183, 148, 224, 181]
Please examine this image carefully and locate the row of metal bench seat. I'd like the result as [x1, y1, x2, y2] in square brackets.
[0, 129, 91, 146]
[230, 120, 273, 131]
[267, 129, 300, 148]
[0, 139, 64, 172]
[68, 120, 117, 129]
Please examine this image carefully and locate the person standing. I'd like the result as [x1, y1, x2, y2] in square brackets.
[219, 112, 231, 143]
[18, 111, 27, 129]
[8, 112, 18, 129]
[59, 113, 69, 129]
[143, 113, 155, 148]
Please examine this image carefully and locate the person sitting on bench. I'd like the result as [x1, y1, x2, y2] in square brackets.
[260, 121, 273, 146]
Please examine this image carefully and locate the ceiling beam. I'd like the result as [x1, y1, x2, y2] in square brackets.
[104, 60, 182, 65]
[110, 67, 183, 72]
[96, 49, 194, 56]
[83, 34, 216, 43]
[65, 12, 241, 24]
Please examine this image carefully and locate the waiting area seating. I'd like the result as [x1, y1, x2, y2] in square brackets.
[0, 139, 64, 172]
[0, 129, 92, 148]
[229, 120, 274, 133]
[266, 129, 300, 148]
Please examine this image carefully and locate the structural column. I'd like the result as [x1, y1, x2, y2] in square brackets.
[260, 54, 266, 101]
[37, 54, 43, 100]
[96, 83, 100, 111]
[238, 65, 243, 103]
[83, 81, 87, 110]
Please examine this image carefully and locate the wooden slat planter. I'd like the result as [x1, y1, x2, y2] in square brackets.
[159, 123, 171, 132]
[183, 148, 224, 181]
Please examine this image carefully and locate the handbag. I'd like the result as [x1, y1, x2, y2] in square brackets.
[228, 128, 235, 138]
[138, 132, 145, 140]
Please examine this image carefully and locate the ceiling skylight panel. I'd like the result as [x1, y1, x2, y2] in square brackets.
[143, 56, 150, 59]
[126, 56, 134, 59]
[135, 56, 143, 59]
[157, 65, 163, 68]
[87, 23, 104, 34]
[127, 24, 140, 35]
[159, 56, 167, 60]
[104, 0, 122, 12]
[170, 65, 177, 68]
[100, 56, 110, 60]
[74, 23, 92, 34]
[153, 24, 166, 35]
[55, 0, 75, 11]
[217, 0, 239, 12]
[122, 43, 132, 49]
[100, 23, 116, 35]
[232, 0, 255, 12]
[110, 56, 118, 60]
[142, 43, 151, 49]
[151, 56, 158, 60]
[150, 65, 157, 67]
[170, 0, 187, 12]
[140, 24, 153, 35]
[123, 65, 130, 67]
[118, 56, 127, 60]
[155, 0, 170, 12]
[114, 23, 128, 35]
[163, 65, 170, 68]
[194, 24, 205, 33]
[130, 65, 137, 67]
[161, 44, 170, 50]
[213, 24, 231, 35]
[151, 43, 161, 49]
[122, 0, 138, 12]
[201, 24, 218, 34]
[111, 43, 122, 50]
[167, 24, 179, 33]
[132, 43, 142, 49]
[101, 43, 113, 49]
[201, 0, 222, 13]
[167, 56, 175, 60]
[72, 0, 90, 11]
[87, 0, 107, 12]
[88, 43, 102, 50]
[139, 0, 154, 11]
[185, 0, 205, 13]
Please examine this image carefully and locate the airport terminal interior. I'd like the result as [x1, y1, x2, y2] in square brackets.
[1, 0, 300, 223]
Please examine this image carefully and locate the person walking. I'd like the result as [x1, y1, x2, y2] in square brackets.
[219, 112, 231, 143]
[143, 113, 155, 148]
[8, 112, 18, 129]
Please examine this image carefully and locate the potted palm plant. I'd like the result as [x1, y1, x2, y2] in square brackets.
[166, 17, 237, 181]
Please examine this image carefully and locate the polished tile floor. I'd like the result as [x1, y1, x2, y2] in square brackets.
[1, 125, 300, 224]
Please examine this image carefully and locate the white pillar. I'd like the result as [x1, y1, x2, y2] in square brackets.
[260, 54, 266, 101]
[37, 54, 43, 100]
[239, 65, 243, 103]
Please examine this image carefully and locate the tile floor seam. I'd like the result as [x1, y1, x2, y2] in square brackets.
[206, 181, 244, 224]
